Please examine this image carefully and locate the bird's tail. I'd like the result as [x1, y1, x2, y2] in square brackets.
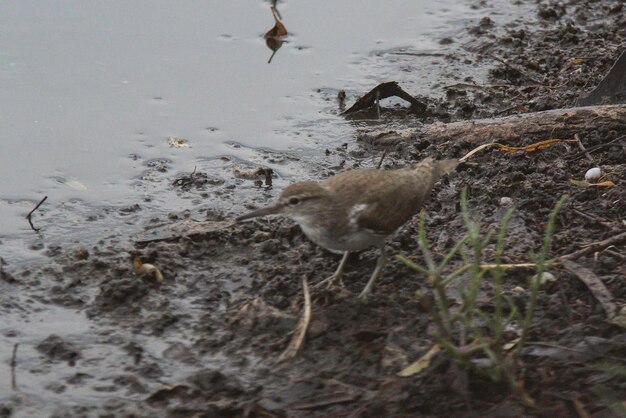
[410, 157, 459, 192]
[432, 158, 459, 178]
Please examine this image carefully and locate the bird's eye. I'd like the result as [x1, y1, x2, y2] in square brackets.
[288, 197, 300, 206]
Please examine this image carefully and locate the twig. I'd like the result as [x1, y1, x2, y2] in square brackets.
[376, 150, 388, 170]
[11, 343, 18, 390]
[566, 134, 626, 161]
[560, 231, 626, 260]
[574, 134, 594, 162]
[479, 262, 545, 269]
[26, 196, 48, 232]
[571, 208, 614, 229]
[561, 259, 617, 319]
[525, 341, 625, 363]
[278, 275, 312, 361]
[490, 54, 543, 85]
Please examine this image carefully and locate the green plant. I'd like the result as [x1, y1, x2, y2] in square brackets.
[398, 188, 567, 405]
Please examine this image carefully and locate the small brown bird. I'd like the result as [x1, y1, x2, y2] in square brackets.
[237, 157, 459, 298]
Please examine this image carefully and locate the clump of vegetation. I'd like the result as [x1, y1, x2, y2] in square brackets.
[398, 189, 568, 405]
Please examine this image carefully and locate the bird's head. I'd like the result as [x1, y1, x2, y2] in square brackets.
[236, 181, 329, 222]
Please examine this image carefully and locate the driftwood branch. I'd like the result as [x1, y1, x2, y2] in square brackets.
[26, 196, 48, 232]
[357, 104, 626, 147]
[424, 104, 626, 143]
[559, 231, 626, 261]
[344, 81, 427, 116]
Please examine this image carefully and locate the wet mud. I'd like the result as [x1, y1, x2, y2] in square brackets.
[2, 1, 626, 416]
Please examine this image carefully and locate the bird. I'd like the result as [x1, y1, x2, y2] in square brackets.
[236, 157, 459, 298]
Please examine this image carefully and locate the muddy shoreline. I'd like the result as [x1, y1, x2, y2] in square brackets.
[2, 1, 625, 417]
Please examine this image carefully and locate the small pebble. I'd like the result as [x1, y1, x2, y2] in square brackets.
[531, 272, 557, 288]
[499, 197, 514, 206]
[584, 167, 601, 182]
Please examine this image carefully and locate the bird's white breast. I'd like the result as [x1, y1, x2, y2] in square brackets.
[291, 206, 386, 252]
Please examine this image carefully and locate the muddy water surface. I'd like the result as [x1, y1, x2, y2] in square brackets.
[0, 1, 552, 416]
[0, 0, 510, 264]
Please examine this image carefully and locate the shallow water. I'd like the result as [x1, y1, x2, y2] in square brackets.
[0, 1, 548, 415]
[0, 0, 504, 265]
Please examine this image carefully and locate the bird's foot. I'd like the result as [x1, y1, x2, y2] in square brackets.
[357, 285, 372, 300]
[313, 273, 345, 290]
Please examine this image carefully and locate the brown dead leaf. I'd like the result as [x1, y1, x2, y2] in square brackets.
[133, 256, 164, 284]
[569, 179, 616, 188]
[562, 259, 620, 323]
[397, 344, 440, 377]
[460, 139, 577, 161]
[495, 138, 577, 152]
[265, 6, 287, 39]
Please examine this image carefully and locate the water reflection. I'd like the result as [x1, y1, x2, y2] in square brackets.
[264, 5, 288, 64]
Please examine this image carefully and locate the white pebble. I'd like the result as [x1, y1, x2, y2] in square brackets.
[584, 167, 601, 182]
[499, 197, 514, 206]
[531, 272, 557, 288]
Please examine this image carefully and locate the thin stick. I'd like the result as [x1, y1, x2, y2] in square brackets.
[479, 262, 545, 269]
[490, 54, 543, 84]
[525, 341, 625, 363]
[376, 149, 388, 170]
[560, 231, 626, 260]
[574, 134, 593, 162]
[26, 196, 48, 232]
[566, 134, 626, 160]
[11, 343, 18, 390]
[278, 275, 312, 361]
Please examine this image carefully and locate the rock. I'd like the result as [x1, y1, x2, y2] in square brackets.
[36, 334, 81, 364]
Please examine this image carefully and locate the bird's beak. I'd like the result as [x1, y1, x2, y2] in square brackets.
[236, 204, 282, 222]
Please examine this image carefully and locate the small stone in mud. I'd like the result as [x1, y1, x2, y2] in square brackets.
[72, 246, 89, 260]
[91, 278, 150, 313]
[66, 372, 92, 385]
[499, 197, 514, 206]
[123, 342, 144, 365]
[163, 342, 197, 364]
[29, 241, 44, 251]
[439, 37, 454, 45]
[479, 16, 494, 27]
[119, 204, 141, 214]
[252, 230, 272, 243]
[36, 334, 81, 365]
[45, 382, 67, 394]
[260, 238, 282, 254]
[0, 403, 12, 417]
[187, 369, 244, 396]
[538, 5, 559, 20]
[113, 374, 148, 394]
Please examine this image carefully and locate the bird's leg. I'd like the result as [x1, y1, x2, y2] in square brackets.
[314, 251, 350, 289]
[358, 248, 387, 299]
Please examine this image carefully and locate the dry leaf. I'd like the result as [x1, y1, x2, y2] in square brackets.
[569, 179, 616, 188]
[460, 139, 577, 161]
[495, 138, 575, 152]
[562, 260, 617, 321]
[265, 6, 287, 39]
[397, 344, 440, 377]
[503, 337, 521, 351]
[167, 136, 189, 148]
[133, 256, 164, 283]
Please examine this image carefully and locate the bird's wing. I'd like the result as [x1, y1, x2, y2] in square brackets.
[354, 173, 426, 234]
[356, 159, 458, 234]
